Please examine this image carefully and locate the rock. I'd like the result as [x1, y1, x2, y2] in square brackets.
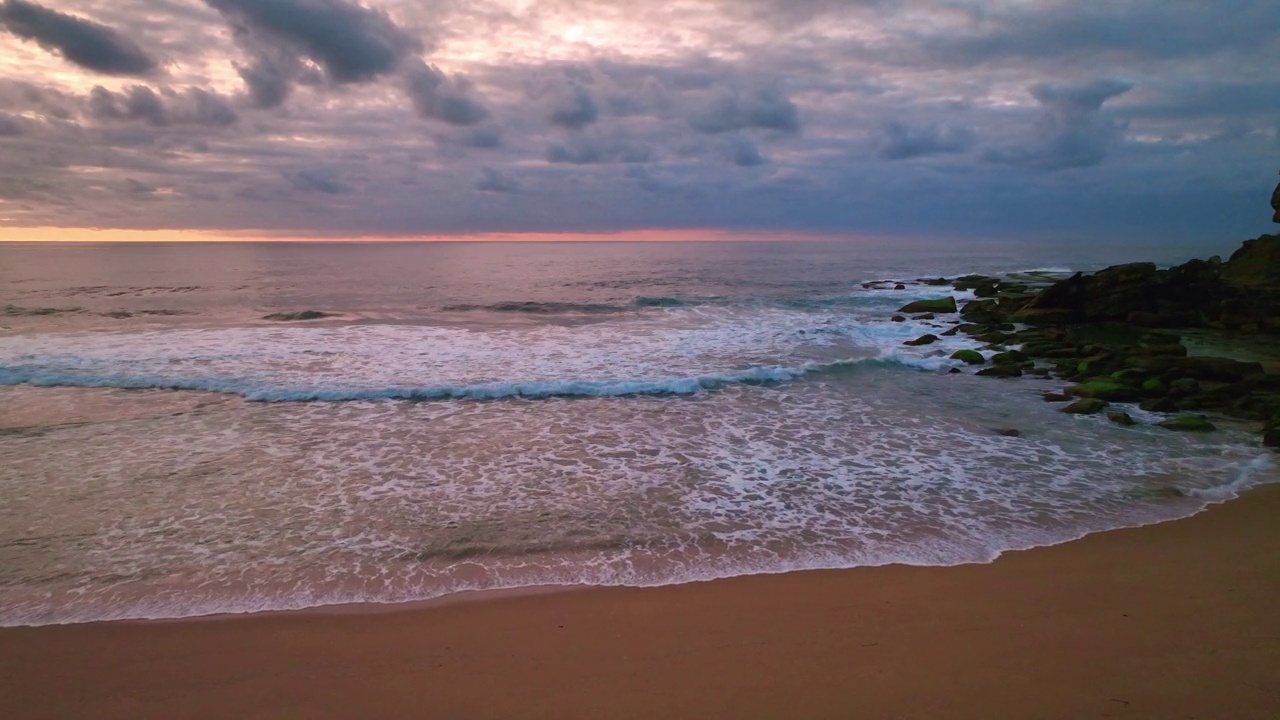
[1173, 356, 1265, 382]
[914, 313, 936, 320]
[904, 334, 938, 346]
[993, 428, 1022, 437]
[1141, 378, 1168, 395]
[1106, 411, 1136, 426]
[920, 277, 951, 286]
[1062, 398, 1107, 414]
[899, 297, 958, 314]
[891, 315, 906, 322]
[976, 365, 1023, 378]
[953, 275, 998, 291]
[1042, 392, 1072, 402]
[1168, 378, 1201, 396]
[1140, 397, 1180, 413]
[950, 349, 985, 365]
[947, 367, 962, 374]
[1069, 380, 1143, 402]
[1221, 234, 1280, 287]
[959, 299, 1006, 324]
[895, 283, 907, 290]
[1158, 415, 1217, 432]
[990, 350, 1028, 365]
[263, 310, 335, 321]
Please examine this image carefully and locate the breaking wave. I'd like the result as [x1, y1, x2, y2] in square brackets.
[0, 354, 952, 402]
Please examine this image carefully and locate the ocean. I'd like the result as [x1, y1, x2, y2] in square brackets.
[0, 238, 1274, 626]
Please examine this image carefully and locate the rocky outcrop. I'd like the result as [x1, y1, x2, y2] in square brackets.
[899, 297, 957, 314]
[994, 233, 1280, 332]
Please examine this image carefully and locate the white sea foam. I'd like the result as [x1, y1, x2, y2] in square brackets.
[0, 304, 973, 401]
[1, 370, 1273, 626]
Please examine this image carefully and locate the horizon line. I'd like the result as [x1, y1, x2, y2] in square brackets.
[0, 227, 919, 243]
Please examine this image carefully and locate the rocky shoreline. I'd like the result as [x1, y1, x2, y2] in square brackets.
[895, 233, 1280, 448]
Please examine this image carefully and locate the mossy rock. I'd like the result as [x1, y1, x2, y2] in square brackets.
[1062, 398, 1108, 415]
[1158, 415, 1217, 432]
[1043, 392, 1072, 402]
[1140, 397, 1179, 413]
[899, 297, 957, 314]
[1141, 378, 1168, 395]
[1070, 380, 1142, 402]
[950, 349, 985, 365]
[976, 365, 1023, 378]
[903, 334, 938, 347]
[1106, 411, 1136, 426]
[990, 350, 1028, 365]
[1109, 368, 1149, 385]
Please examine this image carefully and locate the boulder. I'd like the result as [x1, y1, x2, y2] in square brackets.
[1173, 357, 1264, 382]
[990, 350, 1029, 365]
[1158, 415, 1217, 432]
[1062, 398, 1108, 415]
[904, 334, 938, 347]
[1043, 392, 1072, 402]
[950, 349, 985, 365]
[1069, 380, 1143, 402]
[1106, 411, 1136, 426]
[959, 299, 1006, 324]
[976, 365, 1023, 378]
[899, 297, 957, 314]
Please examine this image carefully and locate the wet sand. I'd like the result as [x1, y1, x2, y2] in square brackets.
[3, 486, 1280, 720]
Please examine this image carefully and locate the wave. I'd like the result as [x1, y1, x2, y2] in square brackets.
[0, 354, 953, 403]
[1185, 455, 1274, 500]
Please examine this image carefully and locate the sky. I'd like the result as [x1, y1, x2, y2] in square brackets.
[0, 0, 1277, 243]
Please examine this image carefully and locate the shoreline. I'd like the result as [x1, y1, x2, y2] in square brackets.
[6, 471, 1270, 629]
[4, 485, 1279, 719]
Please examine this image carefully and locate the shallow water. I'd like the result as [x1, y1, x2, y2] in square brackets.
[0, 239, 1273, 626]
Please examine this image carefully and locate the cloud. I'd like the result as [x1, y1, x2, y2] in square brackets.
[205, 0, 422, 83]
[87, 85, 238, 127]
[476, 166, 518, 193]
[689, 85, 799, 134]
[987, 79, 1132, 171]
[727, 135, 766, 166]
[403, 62, 489, 126]
[0, 0, 157, 76]
[0, 112, 24, 136]
[547, 134, 652, 164]
[287, 166, 350, 194]
[234, 56, 294, 109]
[547, 82, 598, 129]
[876, 121, 975, 160]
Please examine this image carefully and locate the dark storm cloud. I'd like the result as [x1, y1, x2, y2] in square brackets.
[876, 121, 975, 160]
[0, 0, 157, 76]
[88, 85, 238, 127]
[287, 166, 350, 194]
[919, 1, 1280, 66]
[476, 166, 518, 193]
[546, 134, 652, 164]
[403, 62, 489, 126]
[986, 79, 1132, 171]
[235, 56, 294, 109]
[205, 0, 422, 83]
[547, 82, 598, 129]
[727, 135, 766, 166]
[688, 85, 799, 134]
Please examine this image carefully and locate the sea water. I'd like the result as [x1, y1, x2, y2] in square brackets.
[0, 239, 1273, 625]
